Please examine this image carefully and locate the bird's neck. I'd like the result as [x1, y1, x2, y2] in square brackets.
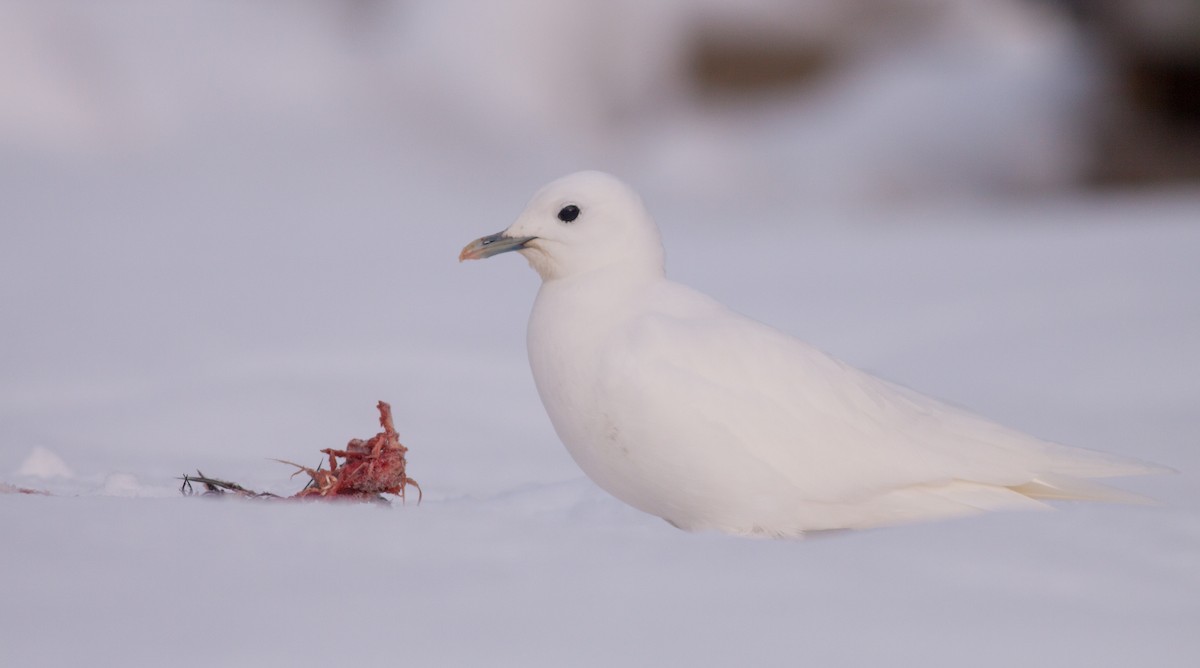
[541, 260, 660, 310]
[530, 262, 660, 352]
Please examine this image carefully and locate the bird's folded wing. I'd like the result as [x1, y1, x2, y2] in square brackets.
[604, 301, 1162, 504]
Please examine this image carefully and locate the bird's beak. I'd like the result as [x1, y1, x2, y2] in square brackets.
[459, 232, 536, 262]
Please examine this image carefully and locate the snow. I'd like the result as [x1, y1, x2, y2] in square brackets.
[16, 446, 74, 479]
[5, 157, 1197, 668]
[2, 0, 1199, 665]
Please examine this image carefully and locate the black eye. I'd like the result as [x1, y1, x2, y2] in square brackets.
[557, 205, 580, 223]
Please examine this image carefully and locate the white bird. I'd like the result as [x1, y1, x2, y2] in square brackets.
[460, 171, 1164, 537]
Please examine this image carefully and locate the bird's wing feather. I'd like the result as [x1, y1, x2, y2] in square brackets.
[604, 282, 1159, 504]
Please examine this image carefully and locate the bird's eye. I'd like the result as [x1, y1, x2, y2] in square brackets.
[557, 205, 580, 223]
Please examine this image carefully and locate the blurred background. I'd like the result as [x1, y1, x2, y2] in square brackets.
[2, 0, 1198, 495]
[5, 0, 1200, 194]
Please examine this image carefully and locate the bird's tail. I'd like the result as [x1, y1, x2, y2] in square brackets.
[1009, 474, 1159, 505]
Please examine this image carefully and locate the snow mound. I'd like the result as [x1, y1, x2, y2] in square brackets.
[100, 472, 145, 497]
[16, 446, 73, 479]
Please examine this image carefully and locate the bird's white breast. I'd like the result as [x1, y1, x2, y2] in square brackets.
[526, 268, 651, 500]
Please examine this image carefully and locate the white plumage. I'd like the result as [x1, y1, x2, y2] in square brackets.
[460, 171, 1163, 537]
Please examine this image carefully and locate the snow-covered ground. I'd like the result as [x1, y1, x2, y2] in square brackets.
[3, 135, 1197, 666]
[3, 1, 1199, 665]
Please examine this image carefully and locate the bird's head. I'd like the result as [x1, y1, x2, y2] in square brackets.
[459, 171, 665, 282]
